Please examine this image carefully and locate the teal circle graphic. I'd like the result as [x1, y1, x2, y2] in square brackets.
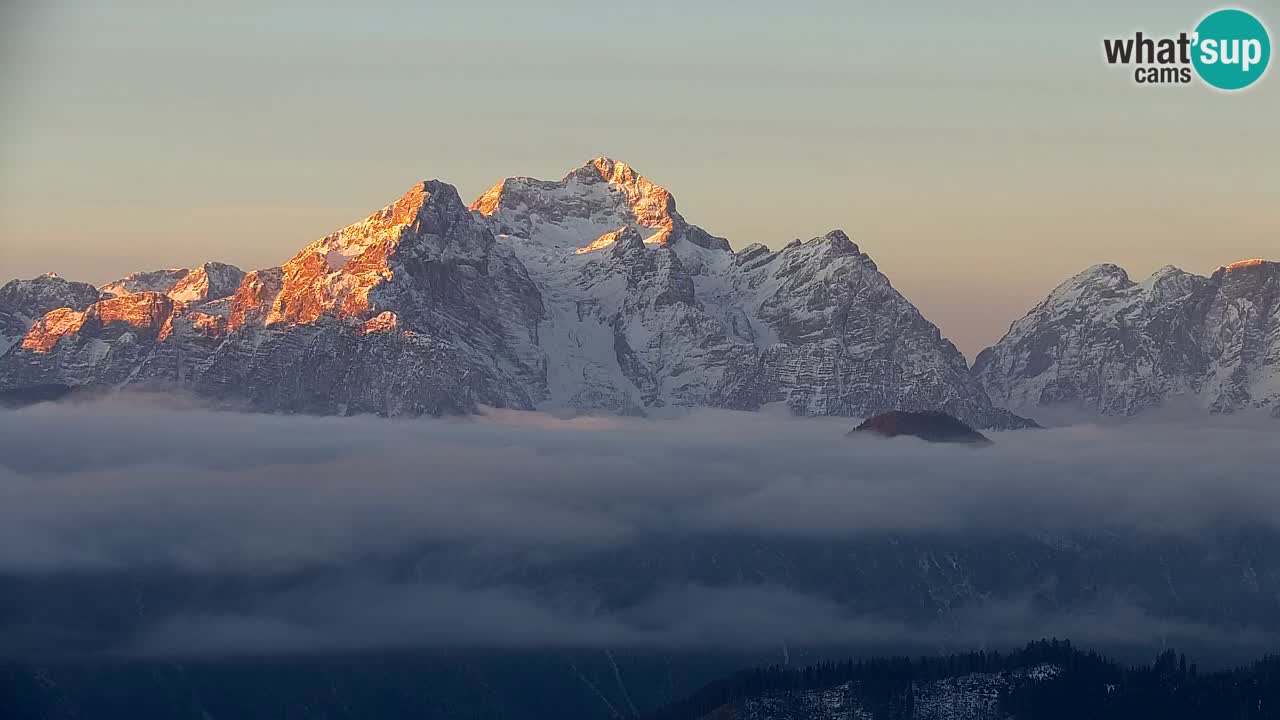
[1192, 9, 1271, 90]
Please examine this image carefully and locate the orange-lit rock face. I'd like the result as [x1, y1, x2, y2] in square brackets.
[469, 180, 506, 217]
[575, 228, 628, 255]
[361, 310, 399, 334]
[228, 268, 283, 330]
[261, 185, 433, 326]
[99, 263, 245, 306]
[168, 267, 214, 304]
[22, 292, 175, 352]
[93, 292, 174, 329]
[1225, 258, 1268, 272]
[589, 157, 677, 239]
[218, 180, 497, 336]
[22, 307, 88, 352]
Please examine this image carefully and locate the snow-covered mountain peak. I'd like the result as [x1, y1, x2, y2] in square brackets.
[1024, 263, 1213, 317]
[814, 229, 860, 254]
[171, 263, 245, 304]
[463, 161, 1025, 426]
[1064, 262, 1132, 290]
[976, 257, 1279, 419]
[1145, 264, 1186, 281]
[3, 273, 98, 303]
[257, 178, 508, 327]
[101, 262, 245, 305]
[1140, 264, 1205, 302]
[296, 179, 472, 274]
[469, 158, 730, 256]
[99, 268, 191, 298]
[566, 156, 640, 185]
[0, 274, 102, 354]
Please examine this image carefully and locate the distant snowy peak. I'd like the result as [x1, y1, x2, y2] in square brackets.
[975, 259, 1280, 419]
[99, 268, 191, 298]
[101, 262, 245, 305]
[998, 263, 1203, 346]
[291, 179, 477, 274]
[470, 156, 730, 254]
[0, 274, 100, 322]
[0, 274, 102, 353]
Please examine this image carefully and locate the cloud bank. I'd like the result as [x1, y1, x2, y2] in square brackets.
[1, 397, 1277, 658]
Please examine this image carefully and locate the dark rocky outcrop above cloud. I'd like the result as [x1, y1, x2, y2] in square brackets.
[849, 410, 994, 444]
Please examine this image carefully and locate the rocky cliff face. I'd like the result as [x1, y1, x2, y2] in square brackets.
[974, 259, 1280, 420]
[0, 158, 1030, 426]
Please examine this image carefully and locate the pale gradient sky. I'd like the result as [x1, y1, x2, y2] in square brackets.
[1, 1, 1276, 357]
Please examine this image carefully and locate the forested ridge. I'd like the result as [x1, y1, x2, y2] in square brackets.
[648, 639, 1280, 720]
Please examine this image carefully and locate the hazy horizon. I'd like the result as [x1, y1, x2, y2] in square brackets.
[2, 1, 1277, 357]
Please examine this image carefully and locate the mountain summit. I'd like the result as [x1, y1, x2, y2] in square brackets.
[464, 159, 1026, 425]
[470, 156, 730, 254]
[974, 259, 1280, 420]
[0, 159, 1034, 427]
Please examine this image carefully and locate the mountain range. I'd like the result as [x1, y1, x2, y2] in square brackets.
[1, 158, 1275, 425]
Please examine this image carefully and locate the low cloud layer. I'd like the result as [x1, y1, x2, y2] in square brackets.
[128, 581, 1272, 659]
[2, 397, 1277, 658]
